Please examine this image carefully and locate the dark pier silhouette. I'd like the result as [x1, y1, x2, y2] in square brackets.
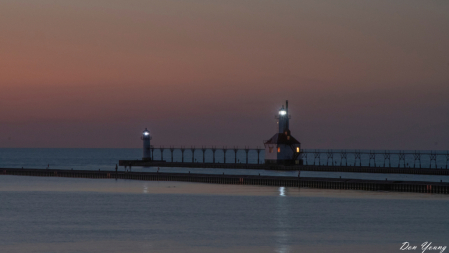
[118, 161, 449, 175]
[2, 168, 448, 194]
[120, 147, 449, 175]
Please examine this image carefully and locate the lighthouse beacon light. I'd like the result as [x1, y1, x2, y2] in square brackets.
[142, 128, 152, 160]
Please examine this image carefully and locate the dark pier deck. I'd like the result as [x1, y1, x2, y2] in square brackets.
[2, 168, 448, 194]
[118, 160, 449, 176]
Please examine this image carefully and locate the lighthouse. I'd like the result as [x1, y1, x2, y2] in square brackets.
[264, 101, 302, 165]
[142, 128, 152, 160]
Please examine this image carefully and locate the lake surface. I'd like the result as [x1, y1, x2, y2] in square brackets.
[0, 149, 448, 253]
[1, 176, 449, 253]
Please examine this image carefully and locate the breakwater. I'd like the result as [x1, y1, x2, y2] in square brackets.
[2, 168, 448, 194]
[118, 160, 449, 175]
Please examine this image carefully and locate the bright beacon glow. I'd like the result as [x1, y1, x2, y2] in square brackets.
[279, 110, 286, 115]
[279, 187, 285, 197]
[144, 132, 150, 136]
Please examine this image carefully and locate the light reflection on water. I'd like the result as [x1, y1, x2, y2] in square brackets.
[279, 187, 286, 197]
[276, 187, 290, 253]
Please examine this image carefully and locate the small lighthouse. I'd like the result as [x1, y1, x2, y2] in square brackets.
[264, 100, 302, 165]
[142, 128, 152, 160]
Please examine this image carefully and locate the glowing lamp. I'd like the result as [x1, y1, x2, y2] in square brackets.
[279, 110, 286, 115]
[142, 127, 151, 160]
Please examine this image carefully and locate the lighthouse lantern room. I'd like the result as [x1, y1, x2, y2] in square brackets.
[142, 128, 152, 160]
[264, 100, 302, 165]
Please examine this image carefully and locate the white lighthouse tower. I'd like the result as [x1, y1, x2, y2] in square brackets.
[142, 128, 152, 160]
[264, 100, 302, 165]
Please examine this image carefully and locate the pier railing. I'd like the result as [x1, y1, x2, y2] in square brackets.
[300, 149, 448, 169]
[148, 146, 449, 169]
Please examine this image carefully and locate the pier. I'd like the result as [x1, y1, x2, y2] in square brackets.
[142, 147, 449, 168]
[119, 148, 449, 175]
[2, 168, 448, 194]
[118, 160, 449, 175]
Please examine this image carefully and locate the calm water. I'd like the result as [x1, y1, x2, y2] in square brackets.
[0, 149, 448, 253]
[0, 176, 448, 253]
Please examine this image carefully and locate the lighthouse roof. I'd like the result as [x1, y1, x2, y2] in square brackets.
[264, 132, 300, 145]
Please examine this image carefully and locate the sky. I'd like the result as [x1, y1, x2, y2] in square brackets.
[0, 0, 448, 149]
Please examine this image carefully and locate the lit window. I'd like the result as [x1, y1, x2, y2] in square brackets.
[277, 147, 281, 153]
[296, 147, 300, 153]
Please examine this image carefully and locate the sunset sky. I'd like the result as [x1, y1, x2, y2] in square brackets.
[1, 0, 448, 149]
